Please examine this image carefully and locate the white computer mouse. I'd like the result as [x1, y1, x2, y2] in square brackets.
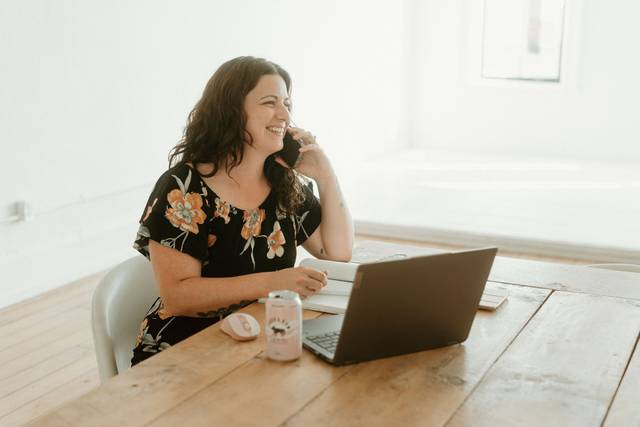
[220, 313, 260, 341]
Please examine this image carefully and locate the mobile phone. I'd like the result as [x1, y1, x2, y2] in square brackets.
[276, 132, 302, 168]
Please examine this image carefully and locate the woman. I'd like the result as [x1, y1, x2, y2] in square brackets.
[131, 56, 354, 365]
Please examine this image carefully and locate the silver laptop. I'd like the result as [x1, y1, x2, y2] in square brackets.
[302, 248, 498, 365]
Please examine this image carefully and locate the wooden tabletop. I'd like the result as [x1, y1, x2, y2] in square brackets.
[29, 241, 640, 427]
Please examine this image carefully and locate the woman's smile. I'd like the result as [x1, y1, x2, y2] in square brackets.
[266, 126, 285, 136]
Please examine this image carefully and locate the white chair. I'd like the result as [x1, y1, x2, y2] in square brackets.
[92, 255, 159, 382]
[587, 264, 640, 273]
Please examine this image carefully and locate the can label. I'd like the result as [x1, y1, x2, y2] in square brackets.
[266, 290, 302, 361]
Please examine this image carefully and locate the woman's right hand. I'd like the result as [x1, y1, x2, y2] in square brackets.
[267, 267, 327, 299]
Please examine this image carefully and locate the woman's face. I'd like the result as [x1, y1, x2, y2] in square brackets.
[243, 74, 291, 156]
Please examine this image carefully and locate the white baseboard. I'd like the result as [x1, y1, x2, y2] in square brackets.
[355, 220, 640, 264]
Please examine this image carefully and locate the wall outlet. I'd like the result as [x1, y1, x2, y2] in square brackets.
[16, 201, 34, 222]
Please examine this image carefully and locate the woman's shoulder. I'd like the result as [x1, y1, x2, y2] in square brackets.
[152, 163, 202, 193]
[156, 162, 194, 181]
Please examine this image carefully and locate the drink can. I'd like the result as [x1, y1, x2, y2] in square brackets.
[265, 290, 302, 361]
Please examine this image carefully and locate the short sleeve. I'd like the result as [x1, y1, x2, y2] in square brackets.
[295, 181, 322, 246]
[133, 165, 209, 262]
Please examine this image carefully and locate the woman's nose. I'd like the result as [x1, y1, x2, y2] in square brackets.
[276, 104, 290, 121]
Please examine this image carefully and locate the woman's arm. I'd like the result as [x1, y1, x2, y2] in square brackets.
[148, 240, 327, 317]
[303, 170, 354, 262]
[283, 127, 354, 262]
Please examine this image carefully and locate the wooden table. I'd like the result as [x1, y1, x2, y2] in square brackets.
[29, 241, 640, 427]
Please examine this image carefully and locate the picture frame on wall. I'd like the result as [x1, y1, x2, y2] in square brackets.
[481, 0, 567, 82]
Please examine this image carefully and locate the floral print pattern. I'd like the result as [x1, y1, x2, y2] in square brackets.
[240, 208, 268, 270]
[137, 320, 173, 354]
[267, 221, 286, 259]
[214, 197, 233, 224]
[143, 198, 158, 222]
[134, 309, 173, 354]
[131, 164, 321, 367]
[157, 299, 172, 320]
[241, 208, 266, 240]
[165, 189, 206, 234]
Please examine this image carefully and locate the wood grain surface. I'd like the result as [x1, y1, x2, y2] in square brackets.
[283, 284, 549, 427]
[604, 331, 640, 427]
[24, 241, 640, 427]
[447, 292, 640, 427]
[27, 304, 322, 426]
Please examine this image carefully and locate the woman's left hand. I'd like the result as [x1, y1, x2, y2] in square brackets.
[275, 127, 333, 180]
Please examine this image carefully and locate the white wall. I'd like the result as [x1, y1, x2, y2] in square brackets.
[0, 0, 412, 307]
[409, 0, 640, 162]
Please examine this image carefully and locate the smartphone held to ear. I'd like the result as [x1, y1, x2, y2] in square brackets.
[276, 132, 302, 168]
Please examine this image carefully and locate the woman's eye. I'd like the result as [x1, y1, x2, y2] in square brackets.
[263, 100, 290, 110]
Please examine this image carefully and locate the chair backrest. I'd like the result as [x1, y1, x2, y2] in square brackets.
[588, 264, 640, 273]
[91, 255, 158, 382]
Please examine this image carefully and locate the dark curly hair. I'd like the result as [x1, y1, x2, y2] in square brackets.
[169, 56, 306, 215]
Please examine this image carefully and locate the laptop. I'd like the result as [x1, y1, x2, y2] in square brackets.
[302, 247, 498, 365]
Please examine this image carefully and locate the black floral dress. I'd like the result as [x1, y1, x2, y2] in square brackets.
[131, 163, 321, 366]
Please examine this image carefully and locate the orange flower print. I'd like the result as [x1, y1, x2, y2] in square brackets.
[157, 299, 172, 320]
[208, 234, 217, 247]
[164, 189, 206, 234]
[214, 197, 232, 224]
[143, 198, 158, 222]
[267, 221, 286, 259]
[241, 208, 266, 240]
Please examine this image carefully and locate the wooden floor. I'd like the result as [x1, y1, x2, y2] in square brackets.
[0, 271, 104, 427]
[0, 236, 590, 427]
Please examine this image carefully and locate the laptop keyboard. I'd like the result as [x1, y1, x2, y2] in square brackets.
[307, 331, 340, 354]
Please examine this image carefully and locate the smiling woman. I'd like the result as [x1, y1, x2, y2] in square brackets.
[130, 56, 354, 366]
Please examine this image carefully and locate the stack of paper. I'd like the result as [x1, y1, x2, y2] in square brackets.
[257, 259, 356, 314]
[297, 258, 357, 314]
